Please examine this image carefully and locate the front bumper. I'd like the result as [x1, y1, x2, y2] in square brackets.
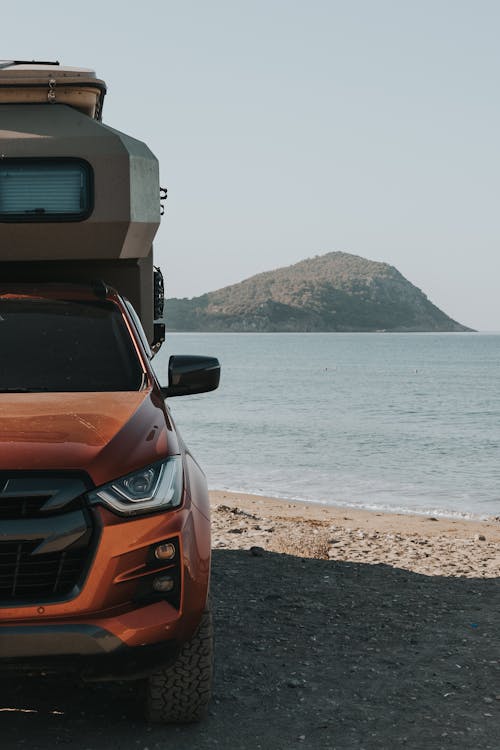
[0, 617, 180, 680]
[0, 498, 211, 674]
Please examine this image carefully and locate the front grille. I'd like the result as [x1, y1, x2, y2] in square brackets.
[0, 496, 51, 519]
[0, 539, 91, 599]
[0, 474, 95, 604]
[0, 495, 84, 520]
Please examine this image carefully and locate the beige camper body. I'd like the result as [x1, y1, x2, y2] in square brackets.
[0, 61, 162, 344]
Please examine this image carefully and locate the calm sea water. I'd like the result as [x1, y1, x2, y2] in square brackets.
[153, 333, 500, 519]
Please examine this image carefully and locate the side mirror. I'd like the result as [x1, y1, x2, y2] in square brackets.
[161, 355, 220, 398]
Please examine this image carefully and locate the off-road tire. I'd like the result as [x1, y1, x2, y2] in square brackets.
[144, 606, 213, 723]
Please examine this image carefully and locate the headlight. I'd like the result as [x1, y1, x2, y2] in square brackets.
[87, 457, 183, 516]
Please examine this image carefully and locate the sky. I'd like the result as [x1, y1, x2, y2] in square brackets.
[2, 0, 500, 330]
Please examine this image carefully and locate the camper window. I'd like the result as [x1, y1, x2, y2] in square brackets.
[0, 158, 93, 222]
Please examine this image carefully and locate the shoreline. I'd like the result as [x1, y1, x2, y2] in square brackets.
[209, 489, 500, 578]
[210, 485, 497, 522]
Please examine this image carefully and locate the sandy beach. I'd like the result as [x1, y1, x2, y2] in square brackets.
[2, 490, 500, 749]
[210, 490, 500, 578]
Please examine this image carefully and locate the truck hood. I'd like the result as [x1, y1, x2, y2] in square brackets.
[0, 390, 174, 486]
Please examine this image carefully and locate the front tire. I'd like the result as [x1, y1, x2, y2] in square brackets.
[144, 606, 213, 723]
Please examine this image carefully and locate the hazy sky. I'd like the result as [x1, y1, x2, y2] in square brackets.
[3, 1, 499, 329]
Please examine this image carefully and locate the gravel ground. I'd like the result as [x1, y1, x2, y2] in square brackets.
[1, 500, 500, 749]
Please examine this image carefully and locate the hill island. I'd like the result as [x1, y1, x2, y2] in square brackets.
[165, 252, 472, 332]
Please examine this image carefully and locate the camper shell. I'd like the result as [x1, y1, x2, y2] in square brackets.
[0, 61, 163, 345]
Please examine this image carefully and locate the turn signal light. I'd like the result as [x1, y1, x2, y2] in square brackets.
[154, 542, 176, 561]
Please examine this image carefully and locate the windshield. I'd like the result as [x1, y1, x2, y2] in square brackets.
[0, 297, 145, 392]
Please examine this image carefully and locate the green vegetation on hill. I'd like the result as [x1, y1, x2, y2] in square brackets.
[165, 252, 472, 332]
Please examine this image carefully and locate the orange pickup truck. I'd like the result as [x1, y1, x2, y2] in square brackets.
[0, 283, 219, 722]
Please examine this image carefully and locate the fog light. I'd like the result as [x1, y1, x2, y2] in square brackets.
[152, 575, 175, 593]
[155, 542, 176, 561]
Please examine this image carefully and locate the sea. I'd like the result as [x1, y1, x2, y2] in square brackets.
[153, 332, 500, 520]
